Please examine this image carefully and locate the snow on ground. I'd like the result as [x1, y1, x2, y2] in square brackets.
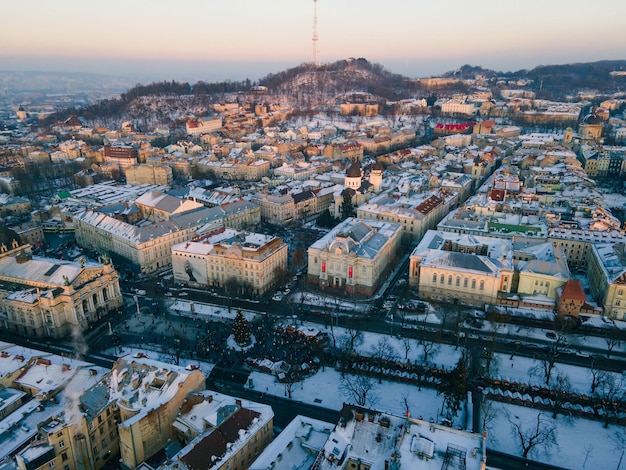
[168, 299, 260, 322]
[466, 318, 626, 356]
[290, 291, 370, 313]
[311, 320, 461, 369]
[488, 352, 624, 394]
[245, 368, 468, 429]
[112, 300, 626, 468]
[485, 401, 625, 469]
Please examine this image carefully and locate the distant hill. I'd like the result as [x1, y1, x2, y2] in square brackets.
[40, 58, 421, 128]
[37, 58, 626, 128]
[442, 60, 626, 98]
[257, 58, 419, 102]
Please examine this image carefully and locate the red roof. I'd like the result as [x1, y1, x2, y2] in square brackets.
[489, 188, 506, 202]
[560, 280, 586, 302]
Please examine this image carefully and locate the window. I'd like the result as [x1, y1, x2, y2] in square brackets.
[61, 452, 68, 461]
[59, 440, 65, 448]
[102, 439, 107, 447]
[455, 277, 460, 287]
[448, 276, 452, 286]
[463, 278, 468, 288]
[479, 280, 484, 291]
[48, 463, 55, 468]
[432, 273, 437, 283]
[472, 279, 476, 289]
[440, 274, 444, 284]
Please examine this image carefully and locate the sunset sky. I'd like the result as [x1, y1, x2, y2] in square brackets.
[2, 0, 625, 81]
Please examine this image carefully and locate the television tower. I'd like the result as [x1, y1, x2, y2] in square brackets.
[312, 0, 319, 66]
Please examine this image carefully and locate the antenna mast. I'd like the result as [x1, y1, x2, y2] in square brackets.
[312, 0, 319, 66]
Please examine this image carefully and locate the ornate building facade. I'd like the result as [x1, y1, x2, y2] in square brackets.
[307, 218, 402, 296]
[0, 243, 123, 339]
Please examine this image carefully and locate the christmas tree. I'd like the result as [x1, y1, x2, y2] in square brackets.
[232, 309, 251, 346]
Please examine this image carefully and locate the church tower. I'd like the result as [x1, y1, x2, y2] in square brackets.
[369, 161, 383, 193]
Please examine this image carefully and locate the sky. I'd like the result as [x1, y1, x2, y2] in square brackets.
[2, 0, 625, 83]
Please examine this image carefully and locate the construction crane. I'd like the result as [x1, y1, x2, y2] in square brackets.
[312, 0, 319, 66]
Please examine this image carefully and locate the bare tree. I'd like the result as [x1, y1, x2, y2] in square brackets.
[401, 335, 413, 362]
[339, 327, 364, 354]
[419, 337, 440, 368]
[604, 329, 622, 358]
[480, 399, 499, 435]
[593, 373, 626, 428]
[582, 443, 595, 468]
[370, 337, 398, 384]
[548, 372, 572, 419]
[400, 392, 411, 417]
[283, 371, 299, 399]
[339, 374, 378, 407]
[530, 336, 567, 386]
[508, 412, 557, 459]
[588, 361, 610, 395]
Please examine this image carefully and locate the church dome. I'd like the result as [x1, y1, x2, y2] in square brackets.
[582, 114, 603, 125]
[346, 160, 362, 178]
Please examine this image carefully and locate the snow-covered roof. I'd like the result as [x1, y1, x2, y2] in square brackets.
[108, 354, 201, 427]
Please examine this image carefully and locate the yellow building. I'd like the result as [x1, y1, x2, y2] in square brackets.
[323, 142, 364, 161]
[0, 194, 31, 217]
[410, 230, 514, 308]
[0, 243, 123, 339]
[588, 242, 626, 319]
[307, 218, 403, 296]
[578, 113, 604, 142]
[113, 355, 206, 469]
[125, 164, 173, 186]
[74, 193, 259, 275]
[172, 228, 288, 297]
[251, 193, 296, 225]
[165, 391, 274, 470]
[357, 193, 455, 243]
[549, 227, 626, 270]
[200, 157, 270, 181]
[514, 242, 570, 299]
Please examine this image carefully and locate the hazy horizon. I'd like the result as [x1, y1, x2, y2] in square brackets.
[3, 0, 625, 84]
[2, 54, 624, 88]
